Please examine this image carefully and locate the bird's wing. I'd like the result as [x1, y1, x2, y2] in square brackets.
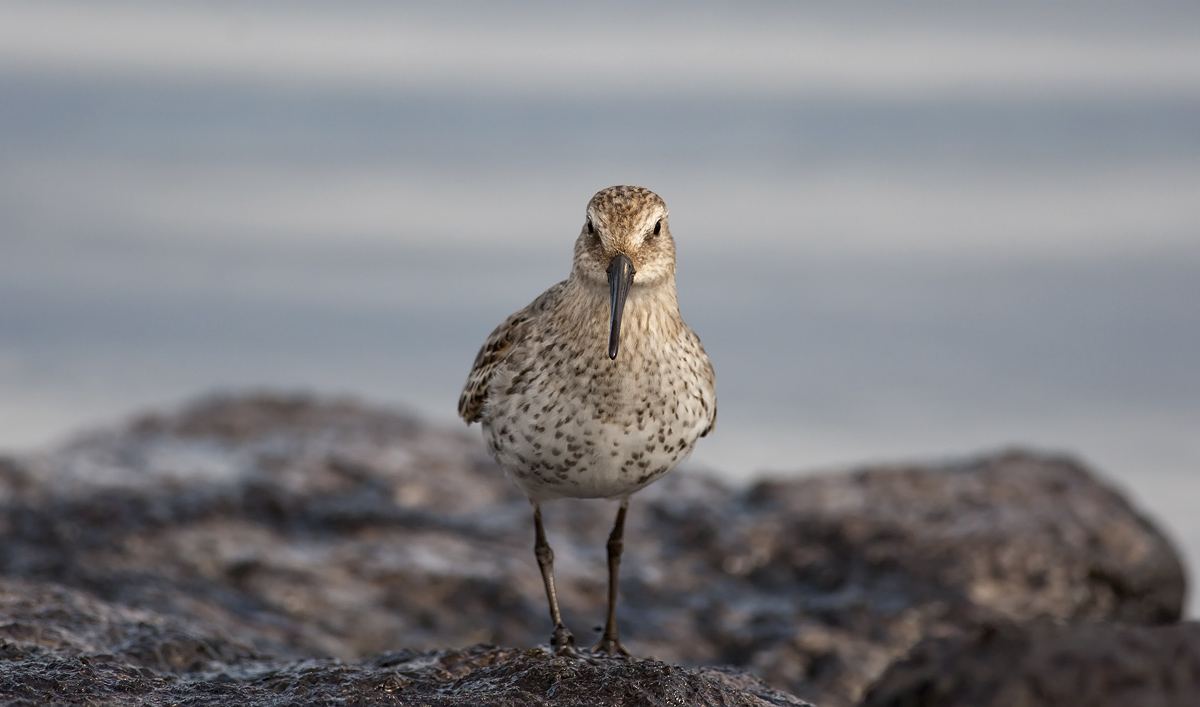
[457, 282, 565, 424]
[457, 310, 530, 423]
[687, 326, 718, 438]
[701, 400, 716, 437]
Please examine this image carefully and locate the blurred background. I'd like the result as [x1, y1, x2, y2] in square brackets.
[1, 1, 1197, 607]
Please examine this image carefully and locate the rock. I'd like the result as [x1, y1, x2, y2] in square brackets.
[860, 619, 1200, 707]
[0, 577, 260, 673]
[0, 578, 810, 706]
[715, 452, 1186, 705]
[0, 393, 1187, 706]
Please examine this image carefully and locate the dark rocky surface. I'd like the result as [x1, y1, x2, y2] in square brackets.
[0, 579, 806, 706]
[0, 393, 1188, 705]
[861, 619, 1200, 707]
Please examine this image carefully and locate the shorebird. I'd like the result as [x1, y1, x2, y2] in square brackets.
[458, 185, 716, 658]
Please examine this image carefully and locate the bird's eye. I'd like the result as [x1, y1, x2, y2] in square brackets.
[586, 219, 595, 235]
[653, 220, 662, 236]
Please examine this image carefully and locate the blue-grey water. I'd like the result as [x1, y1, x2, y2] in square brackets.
[1, 1, 1198, 609]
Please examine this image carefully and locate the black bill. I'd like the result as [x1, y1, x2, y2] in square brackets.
[606, 253, 636, 359]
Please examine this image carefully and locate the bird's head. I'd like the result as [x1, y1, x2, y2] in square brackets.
[571, 185, 676, 359]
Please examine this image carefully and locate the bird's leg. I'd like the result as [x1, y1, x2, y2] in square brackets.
[533, 504, 577, 655]
[592, 497, 632, 658]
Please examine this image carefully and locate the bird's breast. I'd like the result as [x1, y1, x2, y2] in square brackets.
[481, 311, 714, 501]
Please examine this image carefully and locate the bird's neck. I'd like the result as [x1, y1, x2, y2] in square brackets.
[564, 272, 679, 312]
[561, 273, 684, 347]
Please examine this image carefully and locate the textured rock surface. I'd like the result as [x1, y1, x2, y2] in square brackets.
[0, 393, 1187, 706]
[0, 579, 807, 706]
[861, 619, 1200, 707]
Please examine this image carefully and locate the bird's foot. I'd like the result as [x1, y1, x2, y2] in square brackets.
[550, 624, 581, 657]
[590, 635, 633, 661]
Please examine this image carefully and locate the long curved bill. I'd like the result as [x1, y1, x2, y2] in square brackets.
[606, 253, 636, 359]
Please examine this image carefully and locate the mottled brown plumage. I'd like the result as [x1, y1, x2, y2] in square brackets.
[459, 185, 716, 658]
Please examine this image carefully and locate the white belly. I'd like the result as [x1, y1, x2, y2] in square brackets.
[483, 400, 708, 502]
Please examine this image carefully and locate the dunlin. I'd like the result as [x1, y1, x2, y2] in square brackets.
[459, 185, 716, 657]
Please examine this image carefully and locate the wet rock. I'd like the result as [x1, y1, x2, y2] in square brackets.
[0, 577, 260, 673]
[0, 393, 1187, 706]
[860, 619, 1200, 707]
[705, 452, 1186, 705]
[0, 578, 809, 706]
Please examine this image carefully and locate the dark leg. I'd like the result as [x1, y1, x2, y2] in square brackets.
[592, 497, 632, 658]
[533, 503, 577, 655]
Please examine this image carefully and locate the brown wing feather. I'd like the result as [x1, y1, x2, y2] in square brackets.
[458, 310, 528, 423]
[457, 283, 565, 424]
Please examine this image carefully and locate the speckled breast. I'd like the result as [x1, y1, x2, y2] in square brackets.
[482, 326, 714, 502]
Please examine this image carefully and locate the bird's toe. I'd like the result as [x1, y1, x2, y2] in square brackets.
[590, 637, 633, 661]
